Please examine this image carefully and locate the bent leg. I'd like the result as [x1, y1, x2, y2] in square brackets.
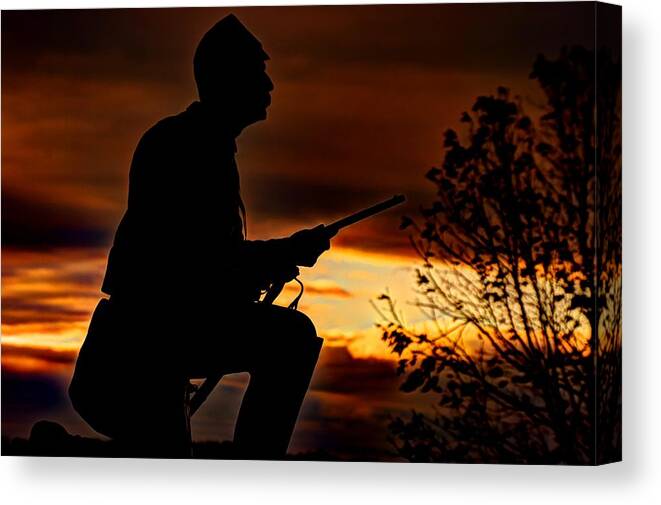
[115, 376, 191, 458]
[101, 300, 191, 458]
[232, 305, 323, 459]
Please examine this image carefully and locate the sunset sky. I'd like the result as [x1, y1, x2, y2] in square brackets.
[2, 3, 595, 457]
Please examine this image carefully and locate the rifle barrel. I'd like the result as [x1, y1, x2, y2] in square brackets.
[326, 194, 406, 233]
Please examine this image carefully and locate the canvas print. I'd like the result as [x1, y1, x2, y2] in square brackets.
[1, 2, 621, 464]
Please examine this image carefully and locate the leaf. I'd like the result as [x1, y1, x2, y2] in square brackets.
[426, 167, 441, 181]
[536, 142, 554, 156]
[401, 369, 426, 392]
[421, 376, 439, 393]
[460, 382, 477, 396]
[516, 116, 532, 131]
[399, 216, 414, 230]
[488, 366, 504, 378]
[440, 179, 455, 192]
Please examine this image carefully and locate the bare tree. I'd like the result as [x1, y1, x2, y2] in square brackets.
[378, 47, 621, 464]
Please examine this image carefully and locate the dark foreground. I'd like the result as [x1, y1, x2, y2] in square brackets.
[1, 420, 342, 461]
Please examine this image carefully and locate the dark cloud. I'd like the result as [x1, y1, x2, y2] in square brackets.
[1, 299, 92, 325]
[2, 4, 595, 81]
[244, 172, 410, 223]
[1, 9, 196, 85]
[1, 4, 594, 136]
[284, 280, 352, 299]
[304, 284, 351, 298]
[244, 170, 431, 258]
[333, 214, 416, 258]
[1, 368, 66, 410]
[252, 3, 595, 77]
[1, 190, 113, 249]
[1, 344, 77, 366]
[1, 365, 97, 440]
[311, 345, 399, 396]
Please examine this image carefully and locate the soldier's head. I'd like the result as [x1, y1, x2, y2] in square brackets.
[194, 15, 273, 129]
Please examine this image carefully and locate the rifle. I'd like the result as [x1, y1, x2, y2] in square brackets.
[187, 194, 406, 416]
[262, 194, 406, 305]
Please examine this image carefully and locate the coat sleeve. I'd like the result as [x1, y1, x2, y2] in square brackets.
[233, 237, 296, 290]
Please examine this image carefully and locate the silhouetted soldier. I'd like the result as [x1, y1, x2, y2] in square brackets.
[70, 14, 331, 459]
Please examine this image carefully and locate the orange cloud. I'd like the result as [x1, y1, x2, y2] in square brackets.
[2, 343, 77, 365]
[1, 343, 77, 375]
[284, 278, 352, 298]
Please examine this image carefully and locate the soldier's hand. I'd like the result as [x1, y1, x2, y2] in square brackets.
[288, 225, 331, 267]
[277, 264, 300, 283]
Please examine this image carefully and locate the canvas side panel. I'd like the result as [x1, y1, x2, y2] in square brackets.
[595, 1, 622, 465]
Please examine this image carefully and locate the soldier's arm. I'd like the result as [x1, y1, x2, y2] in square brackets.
[234, 226, 330, 285]
[234, 237, 297, 288]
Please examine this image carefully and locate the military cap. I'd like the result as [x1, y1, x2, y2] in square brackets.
[194, 14, 268, 71]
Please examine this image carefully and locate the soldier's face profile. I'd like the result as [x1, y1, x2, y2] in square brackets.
[248, 58, 273, 119]
[217, 54, 273, 126]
